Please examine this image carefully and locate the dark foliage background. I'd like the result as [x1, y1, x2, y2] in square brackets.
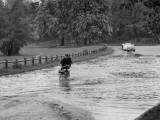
[0, 0, 160, 55]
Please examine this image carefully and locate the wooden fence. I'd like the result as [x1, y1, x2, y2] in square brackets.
[0, 47, 106, 69]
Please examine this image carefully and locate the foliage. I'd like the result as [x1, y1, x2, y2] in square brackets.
[0, 0, 4, 7]
[0, 0, 8, 39]
[143, 0, 160, 43]
[35, 0, 111, 46]
[111, 0, 147, 43]
[0, 0, 31, 56]
[118, 0, 160, 43]
[70, 0, 111, 45]
[0, 37, 26, 56]
[2, 0, 160, 47]
[35, 1, 58, 40]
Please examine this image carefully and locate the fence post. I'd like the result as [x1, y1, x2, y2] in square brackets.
[39, 56, 41, 64]
[24, 58, 27, 66]
[51, 56, 53, 62]
[5, 59, 8, 69]
[32, 58, 35, 66]
[56, 55, 59, 61]
[45, 56, 48, 63]
[15, 59, 18, 65]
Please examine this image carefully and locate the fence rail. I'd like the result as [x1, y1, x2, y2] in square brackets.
[0, 46, 107, 69]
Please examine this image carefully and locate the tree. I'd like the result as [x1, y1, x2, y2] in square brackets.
[0, 0, 8, 39]
[0, 0, 31, 56]
[35, 0, 58, 40]
[143, 0, 160, 43]
[111, 0, 146, 43]
[35, 0, 112, 46]
[0, 0, 4, 7]
[119, 0, 160, 43]
[70, 0, 111, 45]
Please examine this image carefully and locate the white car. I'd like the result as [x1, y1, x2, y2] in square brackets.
[122, 43, 135, 52]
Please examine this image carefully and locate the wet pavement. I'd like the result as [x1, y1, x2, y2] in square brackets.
[1, 49, 160, 120]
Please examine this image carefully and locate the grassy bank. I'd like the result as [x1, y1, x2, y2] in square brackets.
[0, 47, 113, 76]
[0, 43, 105, 61]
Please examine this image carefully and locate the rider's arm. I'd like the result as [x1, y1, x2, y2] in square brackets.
[68, 57, 72, 65]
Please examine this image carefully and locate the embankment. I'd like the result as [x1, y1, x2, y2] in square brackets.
[0, 46, 113, 76]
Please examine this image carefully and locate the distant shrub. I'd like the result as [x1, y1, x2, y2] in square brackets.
[0, 37, 26, 56]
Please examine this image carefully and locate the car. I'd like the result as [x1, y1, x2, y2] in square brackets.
[122, 43, 135, 52]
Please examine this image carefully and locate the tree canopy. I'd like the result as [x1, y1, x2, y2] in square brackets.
[35, 0, 112, 46]
[111, 0, 147, 43]
[0, 0, 32, 55]
[0, 0, 160, 55]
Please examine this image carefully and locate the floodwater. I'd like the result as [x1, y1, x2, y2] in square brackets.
[1, 52, 160, 120]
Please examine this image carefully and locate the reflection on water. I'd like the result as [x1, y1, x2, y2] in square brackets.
[1, 53, 160, 120]
[59, 72, 71, 91]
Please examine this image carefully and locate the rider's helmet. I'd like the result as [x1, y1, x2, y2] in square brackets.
[65, 54, 69, 57]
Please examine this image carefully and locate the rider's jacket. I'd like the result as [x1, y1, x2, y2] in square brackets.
[60, 57, 72, 67]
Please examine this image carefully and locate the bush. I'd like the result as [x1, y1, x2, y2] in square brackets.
[0, 0, 31, 56]
[0, 37, 26, 56]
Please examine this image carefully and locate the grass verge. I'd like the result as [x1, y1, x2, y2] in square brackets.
[0, 47, 113, 76]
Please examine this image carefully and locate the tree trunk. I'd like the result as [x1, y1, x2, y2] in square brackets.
[88, 39, 91, 45]
[75, 38, 79, 46]
[155, 34, 160, 44]
[60, 37, 65, 46]
[84, 38, 87, 45]
[133, 25, 139, 44]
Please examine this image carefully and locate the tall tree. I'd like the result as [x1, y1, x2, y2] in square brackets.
[0, 0, 8, 39]
[35, 0, 111, 46]
[111, 0, 146, 43]
[35, 0, 58, 40]
[0, 0, 31, 55]
[69, 0, 111, 45]
[143, 0, 160, 43]
[0, 0, 4, 7]
[119, 0, 160, 43]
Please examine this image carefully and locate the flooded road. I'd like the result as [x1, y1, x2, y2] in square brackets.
[1, 50, 160, 120]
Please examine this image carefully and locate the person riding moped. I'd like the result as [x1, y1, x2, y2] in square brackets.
[59, 54, 72, 74]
